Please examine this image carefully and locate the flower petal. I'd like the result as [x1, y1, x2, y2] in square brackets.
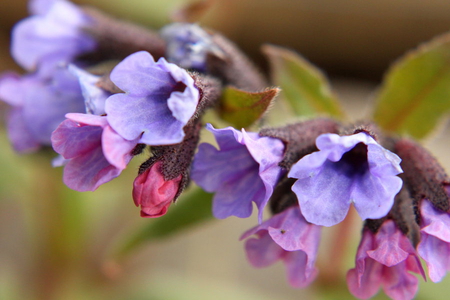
[63, 145, 121, 191]
[291, 159, 353, 226]
[102, 126, 136, 169]
[12, 0, 95, 71]
[52, 118, 103, 159]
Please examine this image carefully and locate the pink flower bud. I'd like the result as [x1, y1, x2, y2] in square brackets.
[132, 161, 182, 218]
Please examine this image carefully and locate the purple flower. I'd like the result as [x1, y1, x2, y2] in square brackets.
[51, 113, 138, 191]
[417, 200, 450, 282]
[105, 51, 200, 145]
[240, 206, 321, 288]
[0, 68, 85, 153]
[161, 23, 223, 72]
[191, 124, 284, 223]
[29, 0, 58, 15]
[347, 220, 425, 300]
[68, 65, 110, 115]
[12, 0, 96, 75]
[288, 132, 403, 227]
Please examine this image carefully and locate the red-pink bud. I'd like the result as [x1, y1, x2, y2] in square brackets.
[132, 161, 182, 218]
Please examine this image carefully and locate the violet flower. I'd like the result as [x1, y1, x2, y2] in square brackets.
[68, 65, 109, 115]
[51, 113, 138, 191]
[417, 200, 450, 282]
[288, 132, 403, 227]
[12, 0, 96, 75]
[105, 51, 200, 145]
[0, 68, 85, 153]
[161, 23, 223, 72]
[133, 161, 182, 218]
[347, 220, 425, 300]
[191, 124, 285, 223]
[240, 206, 321, 288]
[29, 0, 57, 15]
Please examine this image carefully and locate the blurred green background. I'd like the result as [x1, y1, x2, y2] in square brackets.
[1, 1, 450, 299]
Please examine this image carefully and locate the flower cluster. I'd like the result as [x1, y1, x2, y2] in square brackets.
[2, 1, 450, 300]
[192, 119, 450, 299]
[0, 0, 262, 216]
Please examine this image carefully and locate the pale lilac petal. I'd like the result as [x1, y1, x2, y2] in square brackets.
[418, 201, 450, 282]
[287, 149, 329, 178]
[242, 129, 285, 170]
[29, 0, 58, 15]
[420, 200, 450, 242]
[291, 160, 353, 226]
[51, 154, 68, 167]
[212, 169, 264, 219]
[352, 171, 402, 220]
[242, 129, 285, 222]
[52, 114, 132, 191]
[23, 68, 85, 144]
[192, 143, 255, 192]
[240, 206, 293, 240]
[106, 93, 183, 144]
[289, 132, 403, 227]
[284, 250, 318, 288]
[52, 119, 103, 159]
[106, 51, 199, 145]
[267, 207, 320, 252]
[161, 23, 223, 71]
[198, 129, 282, 219]
[12, 0, 95, 71]
[65, 112, 108, 127]
[315, 133, 364, 161]
[68, 64, 109, 115]
[102, 126, 136, 169]
[0, 72, 29, 106]
[206, 124, 247, 149]
[1, 69, 85, 151]
[192, 124, 284, 222]
[166, 87, 198, 124]
[241, 207, 321, 288]
[245, 234, 285, 268]
[158, 57, 200, 123]
[267, 207, 321, 277]
[418, 234, 450, 282]
[6, 107, 41, 153]
[367, 143, 403, 177]
[108, 52, 174, 96]
[63, 145, 121, 191]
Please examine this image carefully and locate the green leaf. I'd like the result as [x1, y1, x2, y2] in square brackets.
[262, 44, 344, 119]
[111, 187, 213, 260]
[373, 33, 450, 139]
[218, 86, 279, 128]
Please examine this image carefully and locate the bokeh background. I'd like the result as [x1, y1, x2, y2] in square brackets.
[1, 0, 450, 299]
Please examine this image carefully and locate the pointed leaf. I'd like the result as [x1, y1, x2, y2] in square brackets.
[373, 33, 450, 139]
[218, 86, 279, 128]
[262, 44, 343, 119]
[111, 187, 213, 260]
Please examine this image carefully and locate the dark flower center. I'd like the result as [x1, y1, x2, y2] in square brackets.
[338, 142, 369, 177]
[173, 81, 187, 93]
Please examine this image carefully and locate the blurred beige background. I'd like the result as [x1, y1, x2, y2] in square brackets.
[1, 1, 450, 299]
[3, 0, 450, 79]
